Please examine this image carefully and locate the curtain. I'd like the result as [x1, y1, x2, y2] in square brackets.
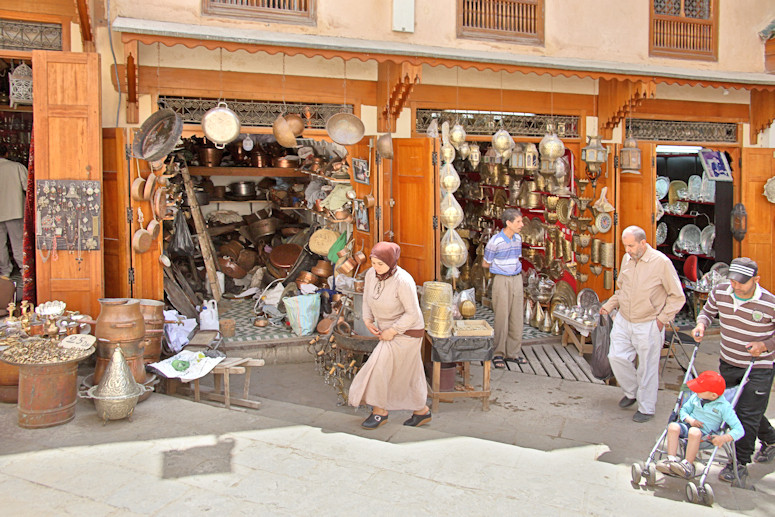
[22, 125, 35, 304]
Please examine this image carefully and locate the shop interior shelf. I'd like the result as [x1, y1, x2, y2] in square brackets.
[662, 212, 698, 219]
[677, 199, 715, 206]
[299, 170, 353, 184]
[188, 166, 305, 177]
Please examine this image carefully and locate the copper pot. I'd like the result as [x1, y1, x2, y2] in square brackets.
[227, 141, 248, 164]
[353, 251, 367, 266]
[354, 278, 365, 293]
[198, 148, 223, 167]
[250, 149, 270, 168]
[268, 243, 302, 278]
[337, 248, 350, 259]
[362, 194, 376, 208]
[219, 241, 243, 260]
[273, 156, 301, 168]
[249, 218, 278, 239]
[212, 185, 227, 200]
[237, 248, 258, 271]
[218, 256, 248, 279]
[337, 257, 357, 275]
[311, 260, 333, 278]
[296, 271, 320, 286]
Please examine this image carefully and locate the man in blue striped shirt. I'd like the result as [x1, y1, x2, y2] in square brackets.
[483, 209, 525, 369]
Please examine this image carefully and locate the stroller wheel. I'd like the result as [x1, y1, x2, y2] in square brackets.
[685, 481, 699, 504]
[645, 465, 657, 486]
[702, 484, 714, 506]
[631, 463, 643, 484]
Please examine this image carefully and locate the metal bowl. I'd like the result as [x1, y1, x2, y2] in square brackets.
[326, 113, 365, 145]
[273, 115, 298, 148]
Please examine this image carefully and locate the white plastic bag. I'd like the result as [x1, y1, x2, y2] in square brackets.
[199, 300, 220, 331]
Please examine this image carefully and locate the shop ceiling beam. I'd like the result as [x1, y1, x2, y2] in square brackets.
[73, 0, 94, 52]
[124, 41, 139, 124]
[597, 79, 656, 139]
[377, 61, 421, 132]
[111, 65, 376, 106]
[750, 90, 775, 144]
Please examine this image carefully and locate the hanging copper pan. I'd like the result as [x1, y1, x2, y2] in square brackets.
[132, 228, 152, 253]
[143, 172, 157, 201]
[131, 177, 146, 202]
[146, 220, 161, 240]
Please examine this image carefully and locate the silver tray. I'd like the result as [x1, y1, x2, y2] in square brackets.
[656, 222, 667, 245]
[656, 176, 670, 200]
[700, 225, 715, 255]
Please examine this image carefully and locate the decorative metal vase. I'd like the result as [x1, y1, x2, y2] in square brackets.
[82, 347, 148, 424]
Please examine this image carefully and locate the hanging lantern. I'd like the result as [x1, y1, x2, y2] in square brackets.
[581, 135, 608, 175]
[469, 144, 481, 169]
[9, 62, 33, 109]
[439, 163, 461, 193]
[619, 136, 642, 175]
[441, 228, 468, 269]
[440, 192, 465, 228]
[512, 143, 526, 169]
[449, 123, 467, 149]
[539, 127, 565, 164]
[492, 129, 514, 154]
[441, 142, 456, 163]
[459, 141, 470, 160]
[524, 143, 539, 172]
[500, 147, 512, 162]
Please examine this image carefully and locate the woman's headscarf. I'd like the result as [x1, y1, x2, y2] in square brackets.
[371, 241, 401, 281]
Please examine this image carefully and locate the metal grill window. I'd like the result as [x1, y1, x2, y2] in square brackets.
[629, 119, 736, 143]
[0, 19, 62, 52]
[416, 109, 579, 138]
[202, 0, 315, 25]
[157, 96, 352, 129]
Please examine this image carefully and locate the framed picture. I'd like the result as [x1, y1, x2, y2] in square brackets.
[352, 158, 369, 185]
[354, 200, 370, 232]
[698, 149, 733, 182]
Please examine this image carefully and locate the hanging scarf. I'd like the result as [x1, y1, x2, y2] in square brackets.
[371, 241, 400, 281]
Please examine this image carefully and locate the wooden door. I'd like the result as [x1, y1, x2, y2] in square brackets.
[740, 148, 775, 293]
[102, 128, 131, 298]
[102, 128, 164, 300]
[615, 141, 656, 264]
[349, 138, 377, 259]
[33, 51, 103, 317]
[391, 138, 439, 284]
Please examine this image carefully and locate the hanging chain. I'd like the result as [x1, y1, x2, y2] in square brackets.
[281, 54, 287, 113]
[218, 48, 224, 102]
[156, 43, 161, 97]
[342, 59, 348, 111]
[455, 67, 460, 123]
[500, 70, 504, 127]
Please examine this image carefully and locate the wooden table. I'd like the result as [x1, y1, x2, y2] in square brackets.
[426, 334, 494, 413]
[560, 321, 594, 355]
[166, 357, 265, 410]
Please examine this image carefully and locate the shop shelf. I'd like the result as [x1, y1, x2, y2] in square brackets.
[188, 166, 306, 178]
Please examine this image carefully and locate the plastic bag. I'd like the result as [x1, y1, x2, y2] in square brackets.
[283, 294, 321, 336]
[590, 313, 614, 380]
[169, 209, 196, 257]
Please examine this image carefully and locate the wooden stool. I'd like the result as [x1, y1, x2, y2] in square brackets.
[429, 360, 491, 413]
[168, 357, 265, 410]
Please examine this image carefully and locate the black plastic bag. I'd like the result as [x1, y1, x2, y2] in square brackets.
[590, 313, 614, 381]
[168, 209, 196, 257]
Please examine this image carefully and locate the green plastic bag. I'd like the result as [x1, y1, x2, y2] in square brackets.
[327, 231, 349, 262]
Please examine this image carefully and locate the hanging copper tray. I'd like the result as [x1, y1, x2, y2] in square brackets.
[132, 109, 183, 162]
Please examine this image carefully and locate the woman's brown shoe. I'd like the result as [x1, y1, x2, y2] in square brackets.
[403, 411, 432, 427]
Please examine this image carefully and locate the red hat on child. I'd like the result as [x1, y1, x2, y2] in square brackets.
[687, 371, 726, 397]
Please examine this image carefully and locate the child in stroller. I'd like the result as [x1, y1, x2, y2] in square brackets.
[655, 370, 744, 479]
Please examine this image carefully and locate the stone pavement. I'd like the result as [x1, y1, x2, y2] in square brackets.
[1, 335, 774, 516]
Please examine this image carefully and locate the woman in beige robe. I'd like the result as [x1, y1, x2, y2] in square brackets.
[348, 242, 431, 429]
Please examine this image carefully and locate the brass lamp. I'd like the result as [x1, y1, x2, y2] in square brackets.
[619, 136, 641, 175]
[524, 143, 539, 172]
[581, 135, 608, 186]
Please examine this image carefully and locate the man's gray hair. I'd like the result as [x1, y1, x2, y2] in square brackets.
[502, 208, 522, 225]
[622, 225, 647, 242]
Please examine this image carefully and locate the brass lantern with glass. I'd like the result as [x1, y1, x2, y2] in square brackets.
[581, 135, 608, 179]
[619, 136, 641, 175]
[524, 143, 539, 172]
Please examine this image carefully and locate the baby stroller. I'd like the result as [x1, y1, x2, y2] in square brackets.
[630, 344, 756, 506]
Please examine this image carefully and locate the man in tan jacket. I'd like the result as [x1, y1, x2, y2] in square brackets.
[0, 145, 27, 279]
[600, 226, 685, 423]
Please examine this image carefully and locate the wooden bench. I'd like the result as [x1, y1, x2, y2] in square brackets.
[167, 357, 265, 410]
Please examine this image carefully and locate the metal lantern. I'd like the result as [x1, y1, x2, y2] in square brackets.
[441, 143, 456, 163]
[440, 192, 464, 228]
[9, 62, 33, 109]
[439, 163, 461, 193]
[469, 144, 481, 169]
[449, 123, 467, 149]
[492, 129, 514, 154]
[619, 136, 641, 175]
[539, 129, 565, 164]
[581, 135, 608, 175]
[524, 143, 539, 171]
[440, 228, 468, 268]
[511, 143, 526, 169]
[459, 141, 470, 160]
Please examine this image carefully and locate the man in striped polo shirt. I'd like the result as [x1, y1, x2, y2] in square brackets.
[483, 209, 525, 369]
[693, 257, 775, 482]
